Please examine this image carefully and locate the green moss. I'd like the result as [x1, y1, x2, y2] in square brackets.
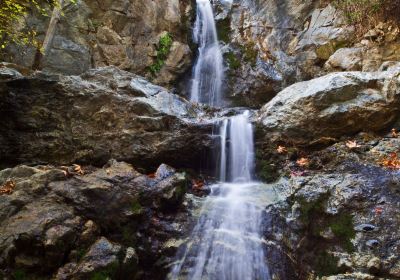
[148, 33, 173, 75]
[122, 226, 137, 246]
[130, 199, 143, 215]
[257, 160, 279, 183]
[12, 270, 27, 280]
[77, 248, 87, 261]
[240, 42, 258, 67]
[329, 213, 355, 252]
[297, 196, 328, 225]
[224, 52, 241, 70]
[90, 262, 119, 280]
[314, 250, 342, 277]
[216, 17, 232, 43]
[315, 40, 349, 60]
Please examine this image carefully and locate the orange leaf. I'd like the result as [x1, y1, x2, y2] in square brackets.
[147, 173, 156, 179]
[0, 180, 16, 195]
[296, 157, 309, 167]
[346, 140, 360, 149]
[277, 145, 288, 154]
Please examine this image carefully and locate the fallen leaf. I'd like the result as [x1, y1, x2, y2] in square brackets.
[277, 145, 288, 154]
[374, 206, 384, 215]
[0, 180, 16, 195]
[380, 152, 400, 170]
[73, 164, 84, 175]
[147, 173, 156, 179]
[346, 140, 360, 149]
[296, 157, 309, 167]
[192, 179, 204, 190]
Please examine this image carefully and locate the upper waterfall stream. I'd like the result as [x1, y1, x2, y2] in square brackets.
[190, 0, 224, 107]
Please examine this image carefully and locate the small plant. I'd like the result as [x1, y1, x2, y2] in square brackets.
[225, 52, 241, 70]
[148, 32, 173, 75]
[331, 0, 400, 32]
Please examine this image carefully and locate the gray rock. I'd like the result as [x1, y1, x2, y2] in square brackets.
[0, 66, 212, 168]
[325, 47, 363, 71]
[258, 67, 400, 144]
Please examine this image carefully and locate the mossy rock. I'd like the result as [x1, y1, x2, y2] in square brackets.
[315, 40, 349, 60]
[224, 51, 241, 70]
[216, 17, 232, 43]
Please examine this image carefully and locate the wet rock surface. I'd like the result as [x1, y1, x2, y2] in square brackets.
[259, 132, 400, 279]
[0, 160, 196, 279]
[0, 65, 212, 170]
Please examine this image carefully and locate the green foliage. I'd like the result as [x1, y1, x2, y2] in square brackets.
[216, 17, 231, 43]
[225, 52, 241, 70]
[329, 213, 355, 252]
[148, 32, 173, 75]
[90, 262, 119, 280]
[0, 0, 77, 50]
[314, 251, 342, 277]
[130, 199, 143, 215]
[332, 0, 400, 27]
[12, 269, 27, 280]
[239, 42, 258, 67]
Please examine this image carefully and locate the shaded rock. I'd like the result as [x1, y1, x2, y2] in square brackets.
[258, 66, 400, 145]
[0, 160, 192, 279]
[0, 66, 212, 169]
[71, 237, 122, 280]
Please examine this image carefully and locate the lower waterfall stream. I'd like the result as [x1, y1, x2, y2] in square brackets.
[169, 112, 276, 280]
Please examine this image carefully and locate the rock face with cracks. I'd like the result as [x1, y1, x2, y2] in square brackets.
[257, 65, 400, 145]
[0, 65, 212, 169]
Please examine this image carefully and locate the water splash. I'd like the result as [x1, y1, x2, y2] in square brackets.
[190, 0, 224, 107]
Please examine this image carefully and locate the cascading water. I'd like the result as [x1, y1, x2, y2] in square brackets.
[169, 111, 273, 280]
[190, 0, 224, 106]
[170, 1, 273, 279]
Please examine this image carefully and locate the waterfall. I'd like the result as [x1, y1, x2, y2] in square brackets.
[219, 111, 255, 183]
[170, 1, 272, 279]
[169, 111, 272, 280]
[190, 0, 224, 107]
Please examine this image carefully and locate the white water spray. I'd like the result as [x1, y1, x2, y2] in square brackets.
[170, 111, 272, 280]
[190, 0, 224, 106]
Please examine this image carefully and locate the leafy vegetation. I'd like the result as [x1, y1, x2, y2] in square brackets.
[331, 0, 400, 29]
[225, 51, 241, 70]
[0, 0, 76, 50]
[148, 32, 173, 75]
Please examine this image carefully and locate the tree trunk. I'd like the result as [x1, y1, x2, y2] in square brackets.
[32, 0, 64, 70]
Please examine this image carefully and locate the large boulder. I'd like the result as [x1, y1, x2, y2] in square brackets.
[0, 160, 191, 279]
[257, 65, 400, 145]
[0, 66, 212, 169]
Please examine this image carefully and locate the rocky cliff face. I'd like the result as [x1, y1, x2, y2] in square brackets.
[1, 0, 400, 279]
[0, 64, 213, 170]
[2, 0, 194, 87]
[214, 0, 400, 107]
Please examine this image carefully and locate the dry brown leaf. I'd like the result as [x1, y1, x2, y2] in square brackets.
[380, 153, 400, 170]
[277, 145, 288, 154]
[73, 164, 84, 175]
[346, 140, 360, 149]
[296, 157, 309, 167]
[192, 179, 204, 190]
[0, 180, 16, 195]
